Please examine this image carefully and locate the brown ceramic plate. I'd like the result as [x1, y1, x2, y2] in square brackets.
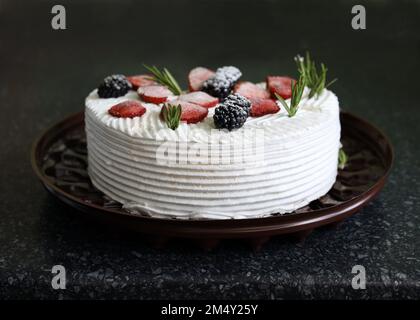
[31, 111, 393, 248]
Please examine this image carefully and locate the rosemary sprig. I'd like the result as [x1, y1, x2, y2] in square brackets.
[143, 64, 183, 95]
[161, 103, 182, 130]
[295, 52, 337, 98]
[274, 75, 306, 117]
[338, 148, 348, 169]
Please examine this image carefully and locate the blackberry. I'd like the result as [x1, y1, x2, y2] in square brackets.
[224, 93, 251, 116]
[215, 66, 242, 83]
[202, 77, 232, 100]
[213, 101, 248, 131]
[97, 74, 132, 98]
[202, 66, 242, 100]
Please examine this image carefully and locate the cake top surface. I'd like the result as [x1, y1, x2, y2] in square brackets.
[86, 57, 339, 144]
[86, 86, 338, 144]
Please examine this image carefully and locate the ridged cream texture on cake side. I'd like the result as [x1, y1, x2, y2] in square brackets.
[85, 87, 341, 219]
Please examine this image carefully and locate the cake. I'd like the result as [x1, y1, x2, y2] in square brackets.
[85, 55, 341, 219]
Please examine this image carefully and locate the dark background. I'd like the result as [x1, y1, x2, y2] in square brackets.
[0, 0, 419, 299]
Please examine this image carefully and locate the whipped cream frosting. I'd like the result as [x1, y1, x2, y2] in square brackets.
[85, 85, 341, 220]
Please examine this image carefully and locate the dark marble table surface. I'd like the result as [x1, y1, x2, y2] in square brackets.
[0, 0, 419, 299]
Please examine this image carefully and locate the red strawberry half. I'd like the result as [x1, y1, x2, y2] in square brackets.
[127, 74, 157, 89]
[138, 85, 173, 104]
[179, 91, 219, 108]
[266, 76, 296, 99]
[108, 100, 146, 118]
[233, 81, 270, 99]
[163, 100, 208, 124]
[188, 67, 215, 91]
[249, 98, 280, 117]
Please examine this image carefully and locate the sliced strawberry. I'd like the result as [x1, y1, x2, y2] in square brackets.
[249, 98, 280, 117]
[108, 100, 146, 118]
[179, 91, 219, 108]
[162, 100, 208, 124]
[188, 67, 215, 91]
[266, 76, 296, 99]
[138, 85, 173, 104]
[233, 81, 270, 99]
[127, 74, 157, 89]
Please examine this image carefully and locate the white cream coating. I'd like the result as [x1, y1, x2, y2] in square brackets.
[85, 86, 341, 220]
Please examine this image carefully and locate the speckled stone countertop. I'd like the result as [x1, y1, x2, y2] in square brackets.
[0, 0, 419, 299]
